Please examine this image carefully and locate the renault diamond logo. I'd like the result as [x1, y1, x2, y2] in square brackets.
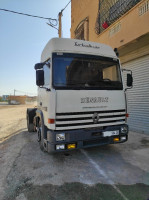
[92, 113, 100, 124]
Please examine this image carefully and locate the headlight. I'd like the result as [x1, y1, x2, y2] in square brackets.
[121, 126, 128, 134]
[56, 133, 65, 141]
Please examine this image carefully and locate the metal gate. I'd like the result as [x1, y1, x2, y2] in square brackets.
[123, 55, 149, 134]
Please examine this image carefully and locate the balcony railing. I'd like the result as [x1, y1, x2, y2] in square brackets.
[95, 0, 142, 34]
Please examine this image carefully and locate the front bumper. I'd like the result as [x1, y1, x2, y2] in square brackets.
[46, 124, 128, 152]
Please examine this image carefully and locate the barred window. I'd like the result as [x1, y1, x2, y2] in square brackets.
[75, 17, 89, 41]
[75, 23, 84, 40]
[95, 0, 141, 34]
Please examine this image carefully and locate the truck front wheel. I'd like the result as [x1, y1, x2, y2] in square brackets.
[37, 119, 47, 152]
[37, 126, 44, 151]
[27, 108, 36, 132]
[27, 115, 34, 132]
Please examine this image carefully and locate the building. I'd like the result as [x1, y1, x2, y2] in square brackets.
[71, 0, 149, 134]
[2, 95, 9, 101]
[8, 95, 27, 104]
[8, 95, 37, 105]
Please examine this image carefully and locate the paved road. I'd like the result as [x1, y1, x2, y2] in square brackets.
[0, 130, 149, 200]
[0, 105, 149, 200]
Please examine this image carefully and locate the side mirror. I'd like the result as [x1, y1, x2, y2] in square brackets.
[34, 63, 45, 70]
[36, 70, 44, 86]
[34, 62, 50, 70]
[127, 74, 133, 87]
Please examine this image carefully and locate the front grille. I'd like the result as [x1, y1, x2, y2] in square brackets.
[55, 109, 126, 130]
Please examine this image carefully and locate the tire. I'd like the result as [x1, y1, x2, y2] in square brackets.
[27, 115, 34, 132]
[37, 121, 46, 152]
[27, 108, 36, 132]
[39, 127, 44, 151]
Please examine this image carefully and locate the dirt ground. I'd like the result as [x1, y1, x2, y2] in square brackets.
[0, 104, 34, 143]
[0, 105, 149, 200]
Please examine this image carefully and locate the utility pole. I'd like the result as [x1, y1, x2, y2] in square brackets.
[14, 89, 16, 96]
[58, 10, 63, 38]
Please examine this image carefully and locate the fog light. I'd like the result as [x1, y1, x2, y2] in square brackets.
[121, 136, 126, 141]
[113, 137, 119, 142]
[56, 144, 65, 150]
[121, 126, 128, 134]
[56, 133, 65, 141]
[67, 144, 76, 149]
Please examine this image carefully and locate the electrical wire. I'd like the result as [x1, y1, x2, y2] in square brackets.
[61, 0, 71, 12]
[46, 23, 59, 30]
[0, 2, 71, 33]
[0, 8, 57, 26]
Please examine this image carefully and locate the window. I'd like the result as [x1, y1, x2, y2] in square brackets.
[95, 0, 141, 34]
[52, 53, 123, 90]
[43, 65, 50, 87]
[75, 23, 84, 40]
[75, 17, 89, 40]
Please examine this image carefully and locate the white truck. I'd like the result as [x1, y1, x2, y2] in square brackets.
[27, 38, 133, 153]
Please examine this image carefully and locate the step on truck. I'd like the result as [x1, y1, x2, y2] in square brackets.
[27, 38, 133, 153]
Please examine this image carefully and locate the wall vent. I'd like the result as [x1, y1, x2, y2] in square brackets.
[109, 22, 121, 37]
[139, 0, 149, 16]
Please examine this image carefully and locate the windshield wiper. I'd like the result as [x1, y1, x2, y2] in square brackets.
[54, 80, 120, 88]
[54, 82, 85, 88]
[103, 79, 111, 82]
[67, 81, 86, 86]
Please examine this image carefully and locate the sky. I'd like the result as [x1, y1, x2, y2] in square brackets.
[0, 0, 71, 96]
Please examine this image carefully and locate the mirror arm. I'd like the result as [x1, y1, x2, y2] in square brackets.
[39, 86, 51, 91]
[125, 85, 133, 91]
[45, 61, 51, 68]
[122, 68, 132, 75]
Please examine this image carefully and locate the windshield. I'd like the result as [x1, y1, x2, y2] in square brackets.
[52, 53, 123, 90]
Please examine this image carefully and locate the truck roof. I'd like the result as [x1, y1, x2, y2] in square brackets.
[41, 38, 117, 62]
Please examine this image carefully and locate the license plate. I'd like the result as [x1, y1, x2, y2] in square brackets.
[103, 130, 119, 137]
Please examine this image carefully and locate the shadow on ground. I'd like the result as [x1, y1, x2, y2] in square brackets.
[4, 182, 149, 200]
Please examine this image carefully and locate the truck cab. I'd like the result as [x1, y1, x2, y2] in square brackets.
[27, 38, 133, 153]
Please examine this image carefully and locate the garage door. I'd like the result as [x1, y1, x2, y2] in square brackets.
[122, 55, 149, 134]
